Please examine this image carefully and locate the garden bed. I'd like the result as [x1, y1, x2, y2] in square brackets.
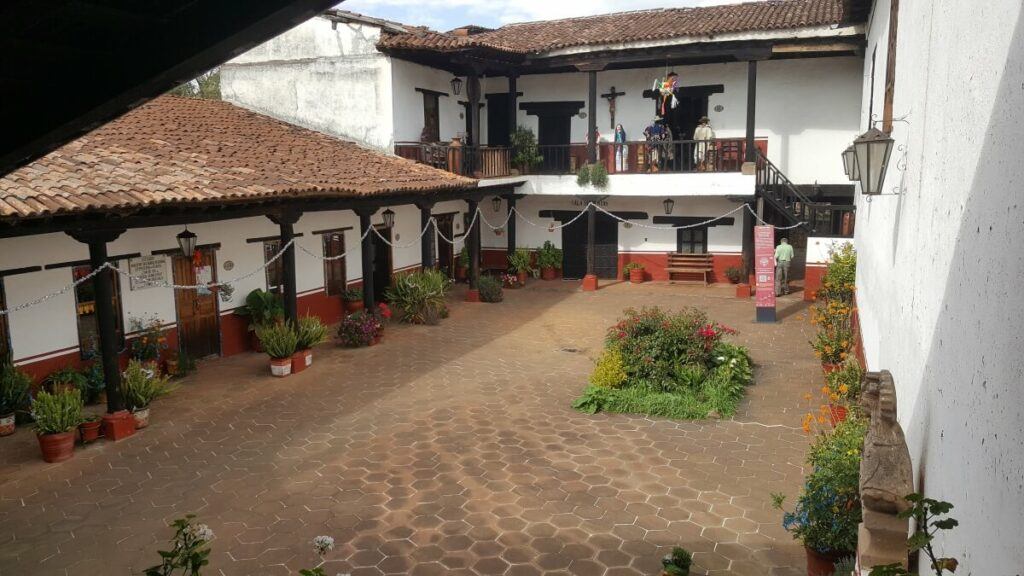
[573, 306, 753, 419]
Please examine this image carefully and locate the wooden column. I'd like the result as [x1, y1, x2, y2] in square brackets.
[582, 203, 598, 291]
[587, 70, 598, 163]
[745, 60, 758, 163]
[742, 201, 756, 283]
[68, 229, 126, 417]
[268, 210, 301, 324]
[507, 73, 518, 137]
[467, 73, 481, 146]
[417, 201, 435, 269]
[356, 208, 377, 310]
[465, 198, 481, 301]
[506, 196, 517, 257]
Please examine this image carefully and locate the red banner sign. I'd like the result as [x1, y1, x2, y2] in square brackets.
[754, 225, 776, 309]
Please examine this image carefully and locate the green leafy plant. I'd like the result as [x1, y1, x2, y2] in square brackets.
[122, 359, 175, 410]
[818, 243, 857, 303]
[623, 262, 645, 274]
[341, 287, 362, 302]
[46, 366, 87, 395]
[536, 241, 563, 270]
[826, 360, 863, 402]
[0, 362, 32, 416]
[510, 126, 543, 171]
[589, 348, 627, 389]
[589, 162, 609, 189]
[571, 385, 614, 414]
[662, 547, 693, 576]
[255, 323, 298, 359]
[724, 266, 743, 283]
[576, 164, 591, 187]
[338, 310, 382, 347]
[507, 248, 533, 274]
[236, 289, 284, 331]
[144, 514, 213, 576]
[477, 275, 504, 303]
[458, 246, 470, 268]
[295, 316, 328, 350]
[385, 269, 452, 325]
[32, 390, 83, 435]
[867, 495, 960, 576]
[82, 362, 107, 404]
[129, 315, 169, 362]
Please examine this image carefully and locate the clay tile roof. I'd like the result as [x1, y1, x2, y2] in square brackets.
[0, 96, 475, 222]
[378, 0, 858, 55]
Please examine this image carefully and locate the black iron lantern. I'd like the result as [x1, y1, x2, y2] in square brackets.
[853, 128, 894, 195]
[450, 76, 463, 96]
[492, 196, 502, 212]
[663, 198, 675, 215]
[381, 208, 395, 228]
[841, 145, 859, 181]
[176, 228, 197, 258]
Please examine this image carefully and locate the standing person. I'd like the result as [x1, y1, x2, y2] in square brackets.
[613, 124, 628, 172]
[775, 237, 795, 296]
[693, 116, 716, 171]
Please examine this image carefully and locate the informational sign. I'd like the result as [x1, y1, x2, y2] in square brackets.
[754, 225, 777, 322]
[128, 255, 167, 291]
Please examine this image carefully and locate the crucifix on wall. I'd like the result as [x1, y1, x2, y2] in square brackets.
[601, 86, 626, 129]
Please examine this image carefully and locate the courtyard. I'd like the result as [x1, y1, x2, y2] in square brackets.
[0, 282, 819, 576]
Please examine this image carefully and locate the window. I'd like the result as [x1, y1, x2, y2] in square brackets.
[72, 264, 125, 358]
[677, 228, 708, 254]
[322, 232, 347, 296]
[263, 240, 284, 294]
[422, 92, 440, 142]
[0, 280, 10, 361]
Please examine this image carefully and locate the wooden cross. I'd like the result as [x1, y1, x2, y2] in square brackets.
[601, 86, 627, 129]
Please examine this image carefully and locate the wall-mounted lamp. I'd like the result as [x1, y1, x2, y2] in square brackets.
[841, 145, 859, 181]
[176, 228, 197, 258]
[381, 208, 396, 228]
[663, 198, 675, 215]
[853, 128, 894, 196]
[450, 77, 463, 96]
[492, 196, 502, 212]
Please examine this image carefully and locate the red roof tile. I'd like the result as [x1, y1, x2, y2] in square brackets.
[0, 96, 474, 222]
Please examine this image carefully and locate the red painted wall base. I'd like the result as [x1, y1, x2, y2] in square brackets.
[581, 275, 599, 291]
[804, 264, 827, 301]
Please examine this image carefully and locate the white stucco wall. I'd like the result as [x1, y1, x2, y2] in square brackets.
[221, 17, 396, 151]
[390, 59, 468, 143]
[480, 173, 754, 197]
[854, 0, 1024, 572]
[0, 202, 468, 363]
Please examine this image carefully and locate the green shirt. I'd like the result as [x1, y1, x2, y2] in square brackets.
[775, 243, 794, 263]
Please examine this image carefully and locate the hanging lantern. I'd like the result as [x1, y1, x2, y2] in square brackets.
[492, 196, 502, 212]
[663, 198, 675, 215]
[841, 145, 860, 181]
[853, 128, 894, 195]
[176, 228, 197, 258]
[450, 76, 463, 96]
[382, 208, 395, 228]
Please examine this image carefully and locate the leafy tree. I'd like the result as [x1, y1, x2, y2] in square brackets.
[168, 69, 221, 100]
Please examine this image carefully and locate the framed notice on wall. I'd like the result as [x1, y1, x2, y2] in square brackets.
[754, 226, 776, 322]
[128, 255, 168, 291]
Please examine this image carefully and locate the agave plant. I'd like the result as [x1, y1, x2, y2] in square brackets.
[384, 269, 452, 325]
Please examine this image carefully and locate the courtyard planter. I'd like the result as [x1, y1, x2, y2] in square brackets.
[805, 546, 847, 576]
[344, 299, 364, 315]
[270, 357, 292, 377]
[736, 283, 752, 298]
[132, 407, 151, 429]
[828, 403, 848, 426]
[540, 266, 557, 280]
[629, 268, 645, 284]
[516, 270, 528, 285]
[0, 413, 15, 437]
[38, 431, 76, 463]
[78, 419, 102, 443]
[456, 265, 467, 282]
[291, 349, 312, 373]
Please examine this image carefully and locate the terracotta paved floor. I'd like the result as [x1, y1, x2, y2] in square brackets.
[0, 282, 819, 576]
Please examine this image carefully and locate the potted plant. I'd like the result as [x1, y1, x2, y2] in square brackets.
[83, 362, 106, 405]
[342, 287, 364, 314]
[724, 266, 743, 284]
[456, 246, 469, 281]
[508, 248, 533, 285]
[384, 269, 451, 325]
[623, 262, 645, 284]
[478, 275, 504, 303]
[78, 414, 102, 443]
[661, 547, 692, 576]
[237, 289, 285, 352]
[501, 273, 521, 289]
[810, 300, 854, 373]
[121, 359, 174, 428]
[293, 316, 328, 373]
[256, 322, 298, 377]
[33, 390, 83, 463]
[536, 241, 562, 280]
[824, 361, 862, 425]
[0, 362, 31, 437]
[128, 315, 169, 364]
[577, 163, 609, 190]
[46, 366, 87, 395]
[510, 126, 543, 174]
[773, 418, 867, 576]
[338, 310, 382, 347]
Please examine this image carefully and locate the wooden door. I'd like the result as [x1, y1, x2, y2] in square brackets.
[172, 249, 220, 359]
[487, 93, 510, 146]
[538, 115, 571, 173]
[436, 214, 455, 278]
[561, 213, 618, 280]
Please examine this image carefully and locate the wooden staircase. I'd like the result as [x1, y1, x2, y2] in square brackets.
[666, 253, 714, 285]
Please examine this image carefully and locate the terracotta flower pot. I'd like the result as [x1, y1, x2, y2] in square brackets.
[79, 420, 102, 443]
[270, 357, 292, 377]
[822, 362, 843, 375]
[541, 266, 557, 281]
[344, 299, 364, 315]
[0, 413, 15, 437]
[805, 546, 847, 576]
[629, 268, 645, 284]
[132, 407, 151, 429]
[38, 431, 76, 463]
[736, 283, 752, 299]
[164, 358, 179, 377]
[828, 404, 848, 426]
[456, 266, 467, 281]
[291, 349, 312, 373]
[517, 271, 528, 285]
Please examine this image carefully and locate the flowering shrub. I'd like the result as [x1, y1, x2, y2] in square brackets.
[376, 302, 392, 322]
[589, 348, 627, 389]
[810, 299, 854, 364]
[826, 361, 862, 402]
[338, 310, 382, 347]
[478, 275, 504, 303]
[130, 315, 169, 362]
[501, 273, 520, 288]
[144, 514, 213, 576]
[817, 243, 856, 303]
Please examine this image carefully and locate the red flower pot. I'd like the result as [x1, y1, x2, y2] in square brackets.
[828, 404, 848, 426]
[540, 266, 557, 281]
[629, 269, 645, 284]
[456, 266, 467, 282]
[270, 357, 292, 377]
[344, 299, 364, 315]
[291, 349, 312, 373]
[517, 271, 528, 285]
[822, 363, 843, 375]
[0, 413, 15, 437]
[736, 283, 752, 299]
[102, 410, 136, 441]
[805, 546, 848, 576]
[38, 431, 76, 463]
[78, 420, 102, 443]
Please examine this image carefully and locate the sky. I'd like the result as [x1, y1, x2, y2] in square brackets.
[339, 0, 769, 32]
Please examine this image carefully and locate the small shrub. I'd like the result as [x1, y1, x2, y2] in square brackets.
[589, 349, 627, 389]
[507, 248, 533, 274]
[576, 164, 591, 187]
[46, 366, 87, 395]
[295, 316, 328, 350]
[589, 162, 609, 189]
[536, 241, 563, 270]
[122, 359, 174, 410]
[129, 315, 169, 362]
[144, 514, 213, 576]
[255, 323, 298, 359]
[237, 289, 284, 330]
[662, 547, 692, 576]
[724, 266, 743, 283]
[83, 362, 107, 403]
[458, 246, 469, 267]
[338, 311, 382, 347]
[478, 276, 504, 303]
[826, 360, 862, 402]
[32, 390, 83, 435]
[385, 269, 452, 324]
[671, 363, 708, 391]
[818, 243, 856, 303]
[0, 362, 31, 416]
[341, 287, 362, 301]
[510, 126, 543, 171]
[622, 262, 644, 275]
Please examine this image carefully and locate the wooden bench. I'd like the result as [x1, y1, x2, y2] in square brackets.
[666, 253, 714, 285]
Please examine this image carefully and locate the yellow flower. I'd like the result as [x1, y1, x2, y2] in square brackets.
[838, 384, 849, 394]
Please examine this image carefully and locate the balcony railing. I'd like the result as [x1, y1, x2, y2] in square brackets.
[755, 150, 855, 238]
[395, 142, 512, 178]
[535, 138, 765, 176]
